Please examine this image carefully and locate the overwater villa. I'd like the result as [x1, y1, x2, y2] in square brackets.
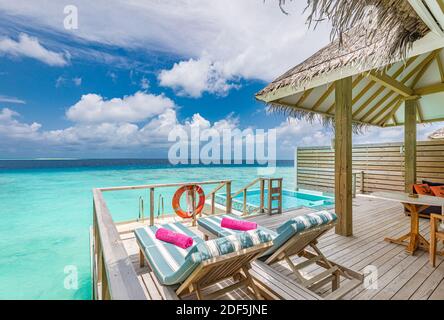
[91, 1, 444, 300]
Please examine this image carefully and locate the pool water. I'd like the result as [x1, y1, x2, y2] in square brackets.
[0, 162, 296, 299]
[217, 189, 334, 213]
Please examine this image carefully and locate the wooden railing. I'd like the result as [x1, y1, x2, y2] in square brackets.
[92, 189, 146, 300]
[232, 177, 283, 216]
[91, 178, 286, 299]
[91, 180, 233, 299]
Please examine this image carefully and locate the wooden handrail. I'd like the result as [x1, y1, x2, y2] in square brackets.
[99, 180, 231, 192]
[92, 189, 146, 300]
[231, 178, 262, 198]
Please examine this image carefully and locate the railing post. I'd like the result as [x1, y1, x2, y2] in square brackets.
[211, 193, 215, 215]
[225, 181, 232, 213]
[192, 185, 197, 227]
[101, 253, 109, 300]
[267, 179, 272, 215]
[260, 179, 265, 213]
[294, 147, 298, 190]
[360, 171, 365, 193]
[352, 173, 357, 198]
[150, 188, 154, 226]
[243, 189, 247, 216]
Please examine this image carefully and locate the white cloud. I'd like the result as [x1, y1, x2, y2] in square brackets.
[65, 91, 175, 124]
[0, 1, 330, 96]
[158, 57, 238, 97]
[0, 108, 41, 139]
[0, 33, 68, 66]
[0, 95, 26, 104]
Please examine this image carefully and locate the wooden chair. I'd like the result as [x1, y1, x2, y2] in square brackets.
[262, 222, 363, 299]
[174, 243, 271, 299]
[430, 214, 444, 267]
[198, 213, 363, 299]
[135, 222, 274, 300]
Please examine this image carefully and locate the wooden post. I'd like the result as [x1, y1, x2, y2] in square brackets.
[225, 181, 232, 213]
[294, 147, 298, 190]
[405, 99, 417, 193]
[211, 193, 215, 215]
[268, 179, 272, 215]
[243, 189, 247, 216]
[149, 188, 154, 226]
[191, 186, 196, 227]
[335, 77, 353, 236]
[360, 171, 365, 194]
[260, 179, 265, 213]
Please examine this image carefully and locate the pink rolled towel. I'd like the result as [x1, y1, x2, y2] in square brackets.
[155, 228, 194, 249]
[221, 217, 257, 231]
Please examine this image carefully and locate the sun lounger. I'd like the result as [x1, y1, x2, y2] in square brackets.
[197, 211, 363, 299]
[134, 222, 273, 300]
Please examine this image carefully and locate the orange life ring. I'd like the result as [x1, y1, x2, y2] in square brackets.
[172, 185, 205, 219]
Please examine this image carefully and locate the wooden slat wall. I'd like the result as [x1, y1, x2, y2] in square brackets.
[297, 140, 444, 193]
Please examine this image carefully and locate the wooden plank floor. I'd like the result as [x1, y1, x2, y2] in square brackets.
[118, 197, 444, 300]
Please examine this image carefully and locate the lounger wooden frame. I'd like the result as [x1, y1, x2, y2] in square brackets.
[198, 219, 363, 299]
[139, 241, 273, 300]
[263, 221, 363, 299]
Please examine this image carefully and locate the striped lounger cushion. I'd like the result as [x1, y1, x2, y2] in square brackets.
[197, 214, 277, 238]
[134, 222, 205, 286]
[135, 223, 272, 286]
[186, 229, 273, 262]
[198, 211, 337, 257]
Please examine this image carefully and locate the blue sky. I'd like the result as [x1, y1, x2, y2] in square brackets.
[0, 0, 442, 159]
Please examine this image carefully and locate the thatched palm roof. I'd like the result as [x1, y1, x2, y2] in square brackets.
[256, 0, 444, 128]
[429, 128, 444, 140]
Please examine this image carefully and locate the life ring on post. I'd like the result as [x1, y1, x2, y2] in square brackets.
[172, 185, 205, 219]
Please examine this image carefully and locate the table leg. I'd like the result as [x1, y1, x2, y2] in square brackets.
[384, 203, 430, 255]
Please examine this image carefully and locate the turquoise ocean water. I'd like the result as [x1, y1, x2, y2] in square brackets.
[0, 160, 294, 300]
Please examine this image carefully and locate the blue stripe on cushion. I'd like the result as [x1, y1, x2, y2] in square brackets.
[263, 211, 337, 256]
[186, 229, 273, 263]
[198, 214, 277, 238]
[276, 210, 337, 234]
[134, 222, 204, 286]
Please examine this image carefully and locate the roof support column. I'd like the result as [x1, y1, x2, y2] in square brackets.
[404, 98, 418, 193]
[335, 76, 353, 237]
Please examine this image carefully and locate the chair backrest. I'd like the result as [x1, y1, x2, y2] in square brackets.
[262, 211, 337, 263]
[190, 242, 273, 288]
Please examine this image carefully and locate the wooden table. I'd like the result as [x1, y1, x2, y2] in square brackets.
[360, 192, 444, 255]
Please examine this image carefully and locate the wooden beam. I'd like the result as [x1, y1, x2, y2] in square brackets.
[296, 88, 314, 106]
[312, 83, 335, 111]
[416, 101, 424, 123]
[351, 60, 414, 118]
[436, 53, 444, 83]
[334, 77, 353, 237]
[411, 53, 437, 89]
[358, 54, 435, 124]
[414, 83, 444, 95]
[367, 71, 414, 97]
[380, 98, 403, 126]
[404, 99, 417, 193]
[360, 91, 396, 122]
[368, 95, 401, 124]
[326, 75, 365, 114]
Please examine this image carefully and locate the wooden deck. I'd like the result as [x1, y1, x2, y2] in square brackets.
[117, 197, 444, 300]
